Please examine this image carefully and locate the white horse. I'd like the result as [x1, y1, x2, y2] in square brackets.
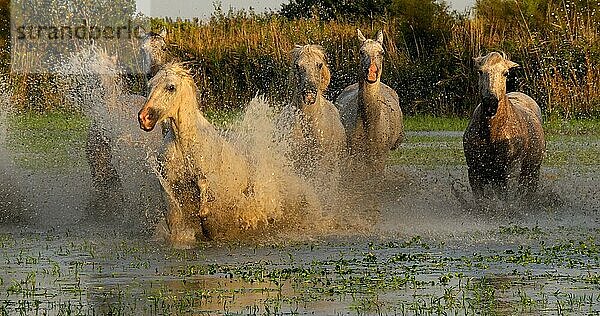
[336, 30, 404, 174]
[139, 62, 328, 246]
[138, 63, 253, 244]
[283, 44, 345, 187]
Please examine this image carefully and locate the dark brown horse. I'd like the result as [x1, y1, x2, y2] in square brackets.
[463, 52, 545, 204]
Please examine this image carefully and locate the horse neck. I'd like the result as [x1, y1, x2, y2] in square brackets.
[359, 80, 381, 114]
[171, 98, 215, 155]
[301, 94, 326, 119]
[479, 95, 518, 138]
[490, 95, 516, 124]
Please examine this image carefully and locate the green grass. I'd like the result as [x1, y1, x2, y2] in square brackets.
[5, 111, 599, 169]
[543, 117, 600, 136]
[7, 111, 89, 169]
[404, 115, 469, 132]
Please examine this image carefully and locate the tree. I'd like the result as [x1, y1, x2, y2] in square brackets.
[280, 0, 392, 21]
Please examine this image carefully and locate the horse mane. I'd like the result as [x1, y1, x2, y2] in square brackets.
[290, 44, 331, 92]
[475, 51, 511, 68]
[149, 62, 196, 89]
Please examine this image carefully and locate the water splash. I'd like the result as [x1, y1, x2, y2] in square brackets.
[0, 76, 28, 223]
[58, 46, 165, 229]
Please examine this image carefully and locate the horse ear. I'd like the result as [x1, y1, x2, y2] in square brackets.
[159, 29, 167, 38]
[377, 30, 384, 45]
[357, 29, 367, 42]
[290, 45, 303, 63]
[473, 56, 484, 68]
[505, 60, 520, 69]
[321, 61, 331, 91]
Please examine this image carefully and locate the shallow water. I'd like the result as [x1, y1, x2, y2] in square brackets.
[1, 124, 599, 314]
[1, 52, 599, 315]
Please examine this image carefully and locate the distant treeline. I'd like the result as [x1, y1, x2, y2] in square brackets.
[2, 0, 600, 118]
[153, 0, 599, 118]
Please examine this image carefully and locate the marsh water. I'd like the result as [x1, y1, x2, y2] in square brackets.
[0, 56, 599, 315]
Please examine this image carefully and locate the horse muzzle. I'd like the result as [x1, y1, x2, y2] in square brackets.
[138, 107, 158, 132]
[366, 63, 379, 84]
[302, 89, 317, 105]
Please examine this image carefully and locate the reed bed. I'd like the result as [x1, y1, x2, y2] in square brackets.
[2, 1, 599, 118]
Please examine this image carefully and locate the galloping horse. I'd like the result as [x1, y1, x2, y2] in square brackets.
[285, 44, 345, 184]
[463, 52, 545, 204]
[336, 29, 403, 174]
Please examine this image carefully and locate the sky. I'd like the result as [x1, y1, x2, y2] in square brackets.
[137, 0, 475, 20]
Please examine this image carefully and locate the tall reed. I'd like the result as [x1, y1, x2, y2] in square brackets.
[2, 1, 598, 118]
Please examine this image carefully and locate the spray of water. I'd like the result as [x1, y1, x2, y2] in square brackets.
[0, 76, 27, 223]
[190, 96, 383, 241]
[58, 46, 165, 229]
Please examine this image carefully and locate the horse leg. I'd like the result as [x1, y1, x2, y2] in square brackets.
[197, 175, 216, 240]
[85, 123, 123, 217]
[166, 180, 203, 246]
[519, 160, 541, 201]
[467, 166, 485, 204]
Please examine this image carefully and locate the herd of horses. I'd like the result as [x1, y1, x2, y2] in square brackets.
[90, 29, 546, 246]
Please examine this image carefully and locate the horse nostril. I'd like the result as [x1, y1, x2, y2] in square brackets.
[303, 89, 316, 101]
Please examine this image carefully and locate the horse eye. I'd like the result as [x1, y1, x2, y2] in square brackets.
[166, 84, 176, 92]
[477, 70, 483, 75]
[317, 63, 323, 69]
[502, 71, 509, 77]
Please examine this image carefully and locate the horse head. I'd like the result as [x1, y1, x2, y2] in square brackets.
[357, 29, 385, 84]
[138, 63, 197, 132]
[474, 52, 520, 116]
[290, 44, 330, 107]
[140, 29, 169, 78]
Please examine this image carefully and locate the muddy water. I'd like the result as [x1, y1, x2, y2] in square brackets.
[1, 125, 599, 314]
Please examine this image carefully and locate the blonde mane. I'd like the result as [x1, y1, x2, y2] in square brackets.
[290, 45, 331, 92]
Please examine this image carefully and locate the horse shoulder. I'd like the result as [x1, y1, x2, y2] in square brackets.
[380, 83, 400, 106]
[335, 83, 359, 112]
[507, 92, 542, 123]
[507, 93, 546, 156]
[379, 83, 403, 147]
[160, 133, 186, 181]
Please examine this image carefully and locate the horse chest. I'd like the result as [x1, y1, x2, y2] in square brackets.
[360, 99, 389, 136]
[161, 141, 197, 182]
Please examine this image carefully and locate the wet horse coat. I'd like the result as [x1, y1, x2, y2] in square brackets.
[284, 45, 346, 183]
[335, 30, 403, 174]
[463, 52, 545, 202]
[138, 63, 252, 244]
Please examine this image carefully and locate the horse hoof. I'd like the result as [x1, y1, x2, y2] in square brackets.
[170, 231, 197, 249]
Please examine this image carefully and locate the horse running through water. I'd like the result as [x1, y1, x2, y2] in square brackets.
[463, 52, 545, 206]
[138, 63, 321, 246]
[62, 47, 164, 221]
[283, 44, 345, 187]
[84, 31, 170, 214]
[336, 29, 404, 174]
